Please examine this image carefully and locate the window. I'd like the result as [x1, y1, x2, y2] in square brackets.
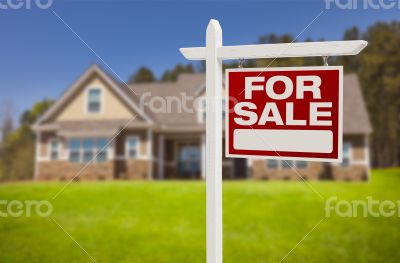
[342, 143, 351, 167]
[296, 161, 308, 169]
[49, 139, 60, 160]
[69, 139, 81, 163]
[127, 137, 139, 158]
[87, 89, 101, 113]
[83, 139, 94, 163]
[266, 160, 308, 169]
[267, 159, 278, 169]
[68, 138, 108, 163]
[178, 145, 201, 178]
[96, 138, 108, 163]
[282, 160, 294, 169]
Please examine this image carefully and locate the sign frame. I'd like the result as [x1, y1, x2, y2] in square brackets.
[180, 19, 366, 263]
[225, 66, 344, 162]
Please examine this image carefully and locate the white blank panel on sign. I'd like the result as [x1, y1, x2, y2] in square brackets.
[233, 129, 333, 153]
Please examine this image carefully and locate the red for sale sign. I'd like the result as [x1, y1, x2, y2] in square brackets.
[225, 66, 343, 162]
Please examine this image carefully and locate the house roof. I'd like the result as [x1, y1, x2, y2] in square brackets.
[36, 65, 372, 134]
[120, 73, 206, 129]
[124, 72, 372, 134]
[342, 74, 372, 134]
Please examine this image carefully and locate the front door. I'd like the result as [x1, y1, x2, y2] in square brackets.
[178, 144, 201, 179]
[233, 158, 247, 179]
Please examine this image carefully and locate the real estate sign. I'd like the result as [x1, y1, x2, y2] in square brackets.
[226, 66, 343, 162]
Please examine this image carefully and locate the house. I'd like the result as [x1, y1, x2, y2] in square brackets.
[33, 64, 372, 181]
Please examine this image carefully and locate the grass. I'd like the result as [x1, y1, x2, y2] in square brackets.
[0, 169, 400, 262]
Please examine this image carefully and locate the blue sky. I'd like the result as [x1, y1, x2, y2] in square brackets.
[0, 0, 398, 120]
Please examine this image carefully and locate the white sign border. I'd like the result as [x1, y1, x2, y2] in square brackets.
[225, 66, 343, 163]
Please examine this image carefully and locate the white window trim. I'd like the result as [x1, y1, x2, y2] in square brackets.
[125, 135, 146, 159]
[68, 138, 109, 164]
[48, 138, 61, 161]
[85, 87, 103, 114]
[37, 137, 111, 163]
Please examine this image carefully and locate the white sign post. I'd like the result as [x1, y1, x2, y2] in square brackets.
[180, 19, 367, 263]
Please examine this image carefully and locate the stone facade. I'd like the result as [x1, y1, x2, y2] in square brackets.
[251, 161, 324, 181]
[331, 165, 368, 181]
[37, 161, 114, 181]
[250, 135, 369, 181]
[124, 160, 150, 180]
[37, 160, 151, 181]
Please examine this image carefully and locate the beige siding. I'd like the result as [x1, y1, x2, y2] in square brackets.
[54, 77, 135, 121]
[115, 130, 149, 158]
[345, 135, 365, 160]
[39, 132, 65, 159]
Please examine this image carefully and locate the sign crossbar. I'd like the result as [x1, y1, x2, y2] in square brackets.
[181, 40, 367, 60]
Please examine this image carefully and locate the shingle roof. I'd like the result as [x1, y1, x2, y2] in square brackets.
[120, 72, 371, 134]
[40, 65, 371, 135]
[120, 74, 205, 127]
[342, 74, 372, 134]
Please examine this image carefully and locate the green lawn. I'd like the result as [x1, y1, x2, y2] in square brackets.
[1, 169, 400, 263]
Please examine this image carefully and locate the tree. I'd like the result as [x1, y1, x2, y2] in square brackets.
[20, 98, 53, 126]
[0, 101, 15, 142]
[339, 22, 400, 167]
[0, 99, 53, 181]
[359, 22, 400, 167]
[161, 64, 194, 82]
[1, 118, 13, 143]
[128, 67, 155, 84]
[336, 26, 362, 73]
[252, 25, 400, 168]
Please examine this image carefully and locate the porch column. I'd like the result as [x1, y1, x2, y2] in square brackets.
[201, 134, 206, 179]
[108, 138, 115, 160]
[34, 131, 41, 180]
[158, 135, 165, 179]
[147, 129, 153, 180]
[365, 134, 370, 180]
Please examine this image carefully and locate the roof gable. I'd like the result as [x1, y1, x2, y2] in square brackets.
[34, 65, 152, 128]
